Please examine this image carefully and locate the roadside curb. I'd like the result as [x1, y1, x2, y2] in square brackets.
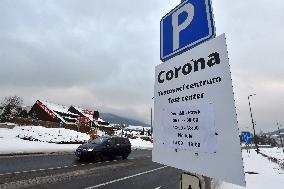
[0, 151, 74, 158]
[0, 148, 152, 158]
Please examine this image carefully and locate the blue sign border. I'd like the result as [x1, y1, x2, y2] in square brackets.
[160, 0, 216, 62]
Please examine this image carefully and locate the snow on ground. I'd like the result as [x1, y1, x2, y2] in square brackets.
[259, 147, 284, 165]
[0, 127, 85, 154]
[218, 149, 284, 189]
[16, 126, 89, 143]
[0, 126, 153, 155]
[129, 138, 153, 149]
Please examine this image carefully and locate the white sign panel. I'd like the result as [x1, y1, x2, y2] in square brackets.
[153, 34, 245, 186]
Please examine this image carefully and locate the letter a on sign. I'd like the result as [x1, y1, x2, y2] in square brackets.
[161, 0, 215, 61]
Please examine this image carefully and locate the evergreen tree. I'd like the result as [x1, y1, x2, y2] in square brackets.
[0, 104, 12, 122]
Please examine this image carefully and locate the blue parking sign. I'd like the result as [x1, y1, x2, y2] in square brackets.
[160, 0, 215, 61]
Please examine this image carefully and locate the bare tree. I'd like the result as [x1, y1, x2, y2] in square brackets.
[1, 95, 23, 109]
[0, 95, 23, 122]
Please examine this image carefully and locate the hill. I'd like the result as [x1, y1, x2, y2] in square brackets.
[265, 128, 284, 136]
[100, 113, 150, 127]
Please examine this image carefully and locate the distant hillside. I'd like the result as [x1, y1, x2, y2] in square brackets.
[100, 113, 150, 127]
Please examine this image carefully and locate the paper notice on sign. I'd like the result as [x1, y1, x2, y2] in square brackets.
[162, 103, 216, 153]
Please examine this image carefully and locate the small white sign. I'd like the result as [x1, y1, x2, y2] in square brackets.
[153, 34, 245, 186]
[162, 103, 217, 153]
[181, 173, 203, 189]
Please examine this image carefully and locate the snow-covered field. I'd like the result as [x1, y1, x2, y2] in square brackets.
[17, 126, 90, 143]
[0, 126, 153, 154]
[259, 147, 284, 167]
[0, 126, 84, 154]
[219, 149, 284, 189]
[129, 138, 153, 150]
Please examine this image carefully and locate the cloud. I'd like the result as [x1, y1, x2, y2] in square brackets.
[0, 0, 283, 131]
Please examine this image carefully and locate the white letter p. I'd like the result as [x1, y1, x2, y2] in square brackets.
[172, 3, 194, 51]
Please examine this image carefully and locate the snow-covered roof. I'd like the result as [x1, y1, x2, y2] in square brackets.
[71, 106, 107, 123]
[271, 134, 279, 137]
[71, 106, 95, 121]
[38, 100, 79, 123]
[125, 125, 149, 131]
[42, 101, 70, 114]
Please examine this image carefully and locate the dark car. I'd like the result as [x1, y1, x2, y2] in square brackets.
[75, 136, 131, 161]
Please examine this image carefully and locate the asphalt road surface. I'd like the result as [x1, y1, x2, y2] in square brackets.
[0, 150, 182, 189]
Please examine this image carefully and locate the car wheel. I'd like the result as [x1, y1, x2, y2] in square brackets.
[94, 152, 103, 162]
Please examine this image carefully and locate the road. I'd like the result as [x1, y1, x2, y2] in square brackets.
[0, 150, 181, 189]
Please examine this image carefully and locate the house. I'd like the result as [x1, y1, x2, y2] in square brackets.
[68, 106, 109, 126]
[29, 100, 111, 130]
[271, 134, 284, 145]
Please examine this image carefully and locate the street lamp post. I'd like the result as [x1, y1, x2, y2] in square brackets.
[248, 94, 259, 153]
[277, 123, 284, 153]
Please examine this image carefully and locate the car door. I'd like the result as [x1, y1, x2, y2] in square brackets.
[105, 138, 117, 156]
[115, 138, 124, 156]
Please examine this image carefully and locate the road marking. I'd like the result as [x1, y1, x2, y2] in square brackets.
[0, 165, 71, 176]
[155, 186, 161, 189]
[0, 158, 135, 177]
[85, 166, 168, 189]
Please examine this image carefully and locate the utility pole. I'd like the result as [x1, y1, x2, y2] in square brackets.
[150, 107, 153, 139]
[277, 123, 284, 153]
[248, 94, 259, 153]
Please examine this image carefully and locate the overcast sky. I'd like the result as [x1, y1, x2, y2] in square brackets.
[0, 0, 284, 132]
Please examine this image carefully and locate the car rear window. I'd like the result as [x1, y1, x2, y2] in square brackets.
[115, 137, 130, 144]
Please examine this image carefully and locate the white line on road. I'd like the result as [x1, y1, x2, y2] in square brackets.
[0, 159, 129, 177]
[85, 166, 168, 189]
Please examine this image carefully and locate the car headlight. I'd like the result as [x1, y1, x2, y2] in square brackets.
[87, 148, 93, 152]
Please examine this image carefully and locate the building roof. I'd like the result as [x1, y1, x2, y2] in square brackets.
[33, 100, 107, 125]
[71, 106, 94, 121]
[37, 100, 80, 124]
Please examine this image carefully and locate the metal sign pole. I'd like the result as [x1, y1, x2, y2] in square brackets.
[204, 176, 211, 189]
[178, 1, 212, 189]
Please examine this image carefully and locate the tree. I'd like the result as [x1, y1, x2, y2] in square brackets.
[0, 95, 23, 122]
[17, 109, 28, 118]
[1, 95, 23, 110]
[0, 104, 12, 122]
